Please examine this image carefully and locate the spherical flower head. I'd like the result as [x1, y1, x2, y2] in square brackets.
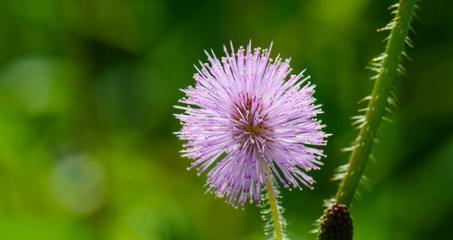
[175, 42, 328, 207]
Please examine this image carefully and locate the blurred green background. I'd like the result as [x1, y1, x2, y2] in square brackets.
[0, 0, 452, 239]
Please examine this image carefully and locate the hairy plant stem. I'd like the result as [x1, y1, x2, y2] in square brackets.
[335, 0, 418, 206]
[265, 176, 284, 240]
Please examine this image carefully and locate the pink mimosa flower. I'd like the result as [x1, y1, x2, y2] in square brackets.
[175, 42, 328, 207]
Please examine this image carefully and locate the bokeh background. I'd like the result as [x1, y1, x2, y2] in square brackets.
[0, 0, 452, 239]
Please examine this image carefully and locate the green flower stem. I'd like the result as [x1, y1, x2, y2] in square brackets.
[335, 0, 418, 206]
[265, 176, 284, 240]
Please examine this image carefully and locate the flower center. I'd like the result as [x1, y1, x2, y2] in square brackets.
[231, 92, 273, 151]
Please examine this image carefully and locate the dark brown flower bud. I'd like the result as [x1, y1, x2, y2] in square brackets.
[317, 204, 353, 240]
